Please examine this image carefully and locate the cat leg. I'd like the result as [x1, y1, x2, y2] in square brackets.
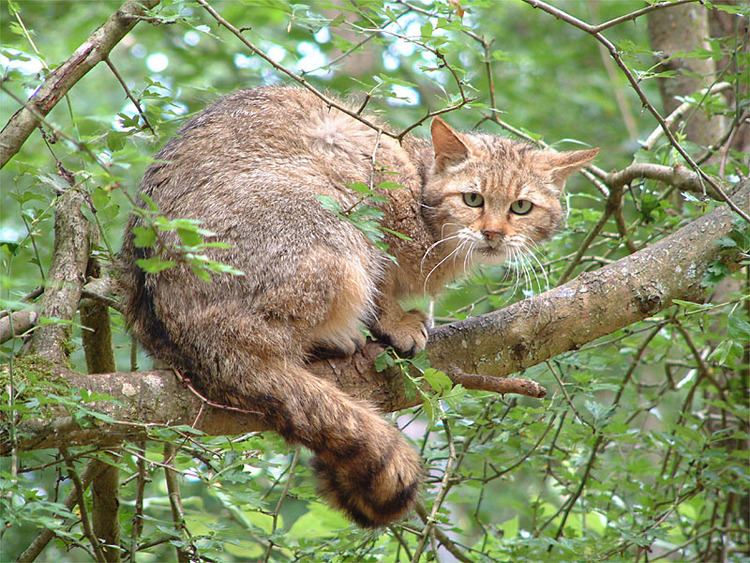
[369, 286, 429, 357]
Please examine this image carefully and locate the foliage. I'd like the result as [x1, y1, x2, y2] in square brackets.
[1, 0, 748, 561]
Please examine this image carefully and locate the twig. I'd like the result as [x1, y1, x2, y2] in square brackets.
[546, 362, 593, 431]
[0, 0, 160, 167]
[588, 1, 638, 140]
[591, 0, 698, 33]
[163, 443, 192, 563]
[17, 461, 106, 562]
[557, 192, 615, 285]
[263, 448, 300, 562]
[196, 0, 392, 138]
[129, 441, 147, 562]
[104, 57, 155, 135]
[389, 525, 415, 561]
[60, 448, 107, 563]
[0, 84, 112, 176]
[172, 368, 262, 416]
[302, 7, 412, 75]
[411, 419, 457, 562]
[640, 82, 733, 151]
[448, 367, 547, 398]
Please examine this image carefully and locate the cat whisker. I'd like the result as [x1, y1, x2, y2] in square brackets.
[513, 236, 548, 293]
[420, 233, 462, 273]
[423, 239, 466, 292]
[462, 239, 479, 277]
[518, 239, 550, 293]
[506, 246, 522, 298]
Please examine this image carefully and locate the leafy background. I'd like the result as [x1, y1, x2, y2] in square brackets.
[1, 0, 748, 561]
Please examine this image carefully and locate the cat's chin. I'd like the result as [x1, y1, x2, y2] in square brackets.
[476, 246, 508, 264]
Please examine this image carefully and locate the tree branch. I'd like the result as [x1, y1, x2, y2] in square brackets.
[0, 0, 160, 168]
[29, 188, 90, 364]
[3, 181, 747, 454]
[606, 162, 721, 199]
[521, 0, 750, 223]
[80, 262, 121, 563]
[0, 311, 37, 343]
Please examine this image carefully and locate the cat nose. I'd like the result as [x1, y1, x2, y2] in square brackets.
[482, 229, 504, 241]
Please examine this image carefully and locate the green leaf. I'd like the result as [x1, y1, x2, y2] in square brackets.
[423, 368, 452, 394]
[132, 226, 157, 248]
[136, 256, 176, 273]
[106, 130, 126, 152]
[178, 227, 203, 247]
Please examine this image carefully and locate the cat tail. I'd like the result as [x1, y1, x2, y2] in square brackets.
[259, 362, 424, 528]
[115, 248, 422, 526]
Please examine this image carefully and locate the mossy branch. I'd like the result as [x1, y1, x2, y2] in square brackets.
[2, 181, 747, 453]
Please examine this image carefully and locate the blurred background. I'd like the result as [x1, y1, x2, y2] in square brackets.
[1, 0, 747, 561]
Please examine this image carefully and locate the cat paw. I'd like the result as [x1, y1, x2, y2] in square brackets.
[372, 310, 429, 357]
[308, 333, 365, 360]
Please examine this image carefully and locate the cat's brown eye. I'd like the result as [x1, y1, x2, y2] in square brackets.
[510, 199, 533, 215]
[463, 192, 484, 208]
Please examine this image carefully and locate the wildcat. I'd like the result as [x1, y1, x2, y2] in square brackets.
[118, 86, 597, 527]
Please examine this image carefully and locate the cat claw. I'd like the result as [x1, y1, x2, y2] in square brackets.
[371, 310, 429, 357]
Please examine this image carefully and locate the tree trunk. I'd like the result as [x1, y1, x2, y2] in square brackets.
[647, 3, 725, 147]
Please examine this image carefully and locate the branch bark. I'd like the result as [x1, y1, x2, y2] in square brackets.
[80, 263, 121, 563]
[0, 0, 160, 168]
[0, 311, 37, 343]
[29, 189, 90, 364]
[4, 181, 747, 454]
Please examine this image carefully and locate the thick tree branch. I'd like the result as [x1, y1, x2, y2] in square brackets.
[80, 264, 121, 563]
[0, 311, 37, 343]
[29, 189, 90, 364]
[0, 0, 160, 168]
[4, 181, 747, 454]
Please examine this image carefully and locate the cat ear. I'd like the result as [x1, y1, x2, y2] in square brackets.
[539, 148, 599, 190]
[431, 117, 469, 172]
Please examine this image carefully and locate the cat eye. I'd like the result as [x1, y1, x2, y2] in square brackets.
[463, 192, 484, 208]
[510, 199, 533, 215]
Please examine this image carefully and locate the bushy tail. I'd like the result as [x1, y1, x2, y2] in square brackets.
[275, 365, 423, 527]
[115, 244, 421, 526]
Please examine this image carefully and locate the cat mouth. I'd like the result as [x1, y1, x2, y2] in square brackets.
[477, 245, 506, 257]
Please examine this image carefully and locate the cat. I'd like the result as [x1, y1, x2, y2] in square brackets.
[117, 86, 598, 527]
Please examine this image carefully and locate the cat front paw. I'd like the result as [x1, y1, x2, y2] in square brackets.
[372, 310, 429, 357]
[308, 332, 366, 360]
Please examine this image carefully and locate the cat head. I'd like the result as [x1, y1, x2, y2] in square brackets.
[421, 117, 598, 268]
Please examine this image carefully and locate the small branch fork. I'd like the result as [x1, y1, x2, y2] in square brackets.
[0, 0, 160, 168]
[104, 56, 155, 135]
[521, 0, 750, 223]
